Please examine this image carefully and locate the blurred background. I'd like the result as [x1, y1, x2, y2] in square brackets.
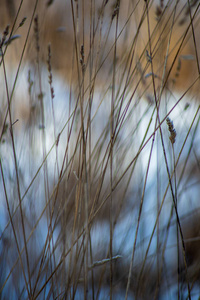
[0, 0, 200, 299]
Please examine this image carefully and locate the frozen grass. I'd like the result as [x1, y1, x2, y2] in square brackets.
[0, 0, 200, 299]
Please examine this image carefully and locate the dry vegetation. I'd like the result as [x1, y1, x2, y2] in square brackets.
[0, 0, 200, 299]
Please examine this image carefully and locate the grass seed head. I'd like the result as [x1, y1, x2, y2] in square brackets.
[166, 117, 176, 144]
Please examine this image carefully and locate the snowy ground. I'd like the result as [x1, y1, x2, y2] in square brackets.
[0, 62, 200, 299]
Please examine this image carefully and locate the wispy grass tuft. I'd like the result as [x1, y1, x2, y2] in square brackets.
[0, 0, 200, 299]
